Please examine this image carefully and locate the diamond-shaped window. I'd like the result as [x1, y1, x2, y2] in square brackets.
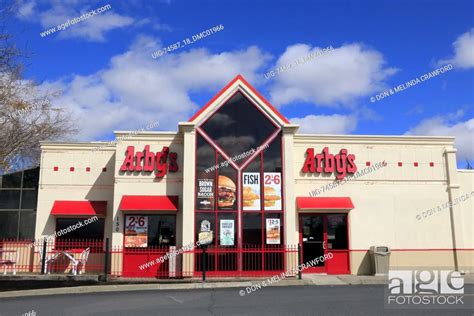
[200, 92, 278, 164]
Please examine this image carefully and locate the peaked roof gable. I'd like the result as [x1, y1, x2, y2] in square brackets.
[188, 74, 290, 125]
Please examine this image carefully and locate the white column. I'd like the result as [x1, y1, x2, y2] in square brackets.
[282, 125, 299, 246]
[179, 122, 196, 247]
[444, 148, 462, 271]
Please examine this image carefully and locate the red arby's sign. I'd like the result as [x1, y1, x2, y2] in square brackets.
[302, 147, 357, 180]
[120, 145, 178, 178]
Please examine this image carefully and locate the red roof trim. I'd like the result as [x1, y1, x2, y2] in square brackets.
[296, 197, 354, 210]
[119, 195, 179, 212]
[188, 74, 290, 124]
[51, 201, 107, 216]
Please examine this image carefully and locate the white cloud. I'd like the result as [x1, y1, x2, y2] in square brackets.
[290, 114, 357, 134]
[16, 0, 36, 19]
[268, 43, 397, 106]
[405, 114, 474, 161]
[438, 28, 474, 69]
[39, 37, 270, 141]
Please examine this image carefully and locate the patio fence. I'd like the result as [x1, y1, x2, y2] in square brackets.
[0, 239, 300, 279]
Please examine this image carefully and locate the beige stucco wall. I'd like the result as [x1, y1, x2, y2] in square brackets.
[112, 132, 184, 248]
[291, 134, 473, 274]
[36, 143, 115, 240]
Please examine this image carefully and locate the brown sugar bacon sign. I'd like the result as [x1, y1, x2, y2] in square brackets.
[120, 146, 178, 178]
[302, 147, 357, 180]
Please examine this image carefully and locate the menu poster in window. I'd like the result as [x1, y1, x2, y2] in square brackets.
[125, 216, 148, 247]
[220, 219, 234, 246]
[197, 179, 214, 209]
[242, 172, 260, 210]
[263, 172, 282, 210]
[266, 218, 280, 245]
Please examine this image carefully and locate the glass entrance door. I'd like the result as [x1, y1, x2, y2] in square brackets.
[299, 214, 350, 274]
[300, 215, 326, 272]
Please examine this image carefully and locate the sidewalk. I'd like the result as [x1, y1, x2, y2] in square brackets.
[0, 274, 472, 299]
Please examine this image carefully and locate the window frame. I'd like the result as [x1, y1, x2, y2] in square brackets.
[194, 90, 284, 249]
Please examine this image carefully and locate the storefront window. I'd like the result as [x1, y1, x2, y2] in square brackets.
[263, 132, 282, 173]
[195, 90, 284, 273]
[21, 190, 38, 209]
[18, 211, 36, 239]
[327, 214, 348, 250]
[147, 215, 176, 246]
[217, 155, 237, 211]
[0, 190, 20, 209]
[200, 92, 278, 162]
[22, 169, 39, 188]
[195, 135, 216, 210]
[0, 211, 19, 239]
[0, 167, 39, 239]
[0, 170, 22, 188]
[55, 218, 105, 240]
[242, 213, 262, 245]
[195, 213, 216, 244]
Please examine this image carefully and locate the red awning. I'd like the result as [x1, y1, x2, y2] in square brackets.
[296, 197, 354, 210]
[51, 201, 107, 216]
[119, 196, 179, 212]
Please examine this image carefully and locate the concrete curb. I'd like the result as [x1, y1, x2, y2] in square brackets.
[0, 281, 258, 298]
[1, 274, 472, 299]
[0, 279, 321, 298]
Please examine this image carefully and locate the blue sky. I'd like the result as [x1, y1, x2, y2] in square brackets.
[9, 0, 474, 164]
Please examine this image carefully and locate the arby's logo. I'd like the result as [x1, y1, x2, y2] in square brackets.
[302, 147, 357, 180]
[120, 145, 178, 178]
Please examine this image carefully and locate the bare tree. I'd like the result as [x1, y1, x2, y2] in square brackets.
[0, 3, 76, 174]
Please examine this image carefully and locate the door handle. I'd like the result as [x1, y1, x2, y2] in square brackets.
[322, 241, 326, 250]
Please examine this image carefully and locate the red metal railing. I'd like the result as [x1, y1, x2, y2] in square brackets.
[1, 239, 299, 279]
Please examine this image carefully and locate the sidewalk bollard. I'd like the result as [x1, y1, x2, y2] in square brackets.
[103, 238, 110, 282]
[298, 244, 302, 280]
[41, 238, 47, 274]
[202, 245, 207, 282]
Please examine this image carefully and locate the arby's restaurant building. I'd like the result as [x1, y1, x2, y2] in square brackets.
[34, 75, 473, 278]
